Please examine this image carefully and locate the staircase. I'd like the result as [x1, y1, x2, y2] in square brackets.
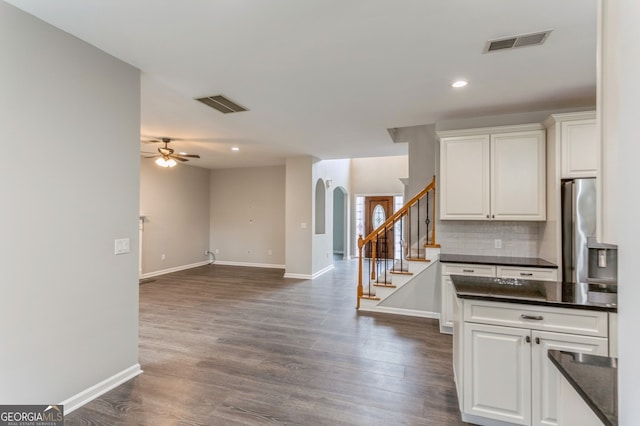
[357, 177, 440, 315]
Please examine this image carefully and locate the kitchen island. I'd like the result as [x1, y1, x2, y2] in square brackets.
[548, 350, 617, 426]
[450, 274, 616, 426]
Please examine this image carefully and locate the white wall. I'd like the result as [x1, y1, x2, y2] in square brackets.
[210, 166, 285, 267]
[140, 161, 211, 275]
[614, 0, 640, 423]
[0, 1, 140, 404]
[350, 156, 407, 195]
[312, 159, 351, 275]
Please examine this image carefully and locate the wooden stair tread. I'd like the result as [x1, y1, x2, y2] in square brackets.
[406, 257, 431, 262]
[360, 295, 381, 301]
[373, 283, 396, 288]
[424, 243, 442, 248]
[389, 270, 413, 275]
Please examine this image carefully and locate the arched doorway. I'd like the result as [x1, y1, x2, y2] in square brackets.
[332, 186, 348, 259]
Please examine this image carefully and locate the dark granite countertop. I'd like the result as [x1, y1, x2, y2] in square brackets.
[440, 253, 558, 269]
[451, 275, 617, 312]
[548, 350, 617, 426]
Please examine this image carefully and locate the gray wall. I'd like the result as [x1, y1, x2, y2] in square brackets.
[210, 166, 286, 267]
[140, 161, 211, 274]
[0, 1, 140, 404]
[285, 157, 313, 276]
[390, 124, 437, 199]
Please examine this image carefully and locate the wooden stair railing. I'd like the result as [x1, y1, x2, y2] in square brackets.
[357, 176, 438, 308]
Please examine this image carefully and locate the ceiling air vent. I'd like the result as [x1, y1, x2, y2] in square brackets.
[485, 30, 552, 53]
[196, 95, 248, 114]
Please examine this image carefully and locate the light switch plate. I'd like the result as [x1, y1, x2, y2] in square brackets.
[115, 238, 130, 255]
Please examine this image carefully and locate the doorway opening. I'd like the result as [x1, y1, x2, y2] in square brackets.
[354, 195, 403, 258]
[332, 187, 348, 259]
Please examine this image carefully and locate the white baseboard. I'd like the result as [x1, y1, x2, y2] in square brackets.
[357, 306, 440, 319]
[61, 364, 142, 414]
[214, 260, 285, 269]
[284, 263, 334, 280]
[140, 261, 211, 279]
[283, 272, 312, 279]
[312, 264, 334, 279]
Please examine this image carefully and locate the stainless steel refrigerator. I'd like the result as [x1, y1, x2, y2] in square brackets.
[561, 178, 597, 284]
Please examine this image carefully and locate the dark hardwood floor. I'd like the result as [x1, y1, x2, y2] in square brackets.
[65, 257, 468, 425]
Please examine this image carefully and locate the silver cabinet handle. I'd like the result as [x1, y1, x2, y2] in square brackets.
[520, 272, 533, 276]
[521, 314, 544, 321]
[462, 269, 474, 273]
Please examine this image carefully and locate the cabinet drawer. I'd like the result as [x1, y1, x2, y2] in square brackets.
[442, 263, 496, 277]
[497, 266, 558, 281]
[463, 300, 608, 337]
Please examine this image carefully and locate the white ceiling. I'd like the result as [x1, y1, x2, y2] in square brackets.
[6, 0, 597, 169]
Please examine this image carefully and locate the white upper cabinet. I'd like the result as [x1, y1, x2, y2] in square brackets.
[545, 111, 598, 179]
[491, 131, 546, 220]
[439, 134, 490, 220]
[439, 124, 546, 221]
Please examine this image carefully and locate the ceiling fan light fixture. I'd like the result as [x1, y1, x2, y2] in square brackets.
[155, 157, 177, 168]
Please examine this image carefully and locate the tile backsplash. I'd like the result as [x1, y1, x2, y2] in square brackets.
[438, 220, 541, 258]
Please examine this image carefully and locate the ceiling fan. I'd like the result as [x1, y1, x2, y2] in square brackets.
[141, 137, 200, 167]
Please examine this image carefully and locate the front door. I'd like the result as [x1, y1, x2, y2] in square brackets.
[364, 196, 394, 259]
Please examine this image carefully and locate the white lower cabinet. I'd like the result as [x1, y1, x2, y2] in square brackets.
[464, 323, 532, 425]
[458, 300, 608, 426]
[440, 263, 496, 333]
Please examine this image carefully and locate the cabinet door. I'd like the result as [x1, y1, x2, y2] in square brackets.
[531, 331, 608, 426]
[440, 276, 454, 333]
[491, 130, 546, 220]
[463, 323, 531, 425]
[561, 118, 598, 178]
[440, 135, 490, 220]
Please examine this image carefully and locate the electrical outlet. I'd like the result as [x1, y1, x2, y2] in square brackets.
[161, 254, 166, 260]
[494, 239, 502, 249]
[268, 249, 272, 255]
[215, 249, 220, 254]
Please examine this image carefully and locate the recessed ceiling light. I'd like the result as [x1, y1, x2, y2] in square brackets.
[231, 147, 240, 151]
[451, 80, 468, 88]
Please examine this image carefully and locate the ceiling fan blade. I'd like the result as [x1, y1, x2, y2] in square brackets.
[180, 154, 200, 158]
[141, 139, 161, 144]
[171, 155, 189, 162]
[142, 155, 160, 159]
